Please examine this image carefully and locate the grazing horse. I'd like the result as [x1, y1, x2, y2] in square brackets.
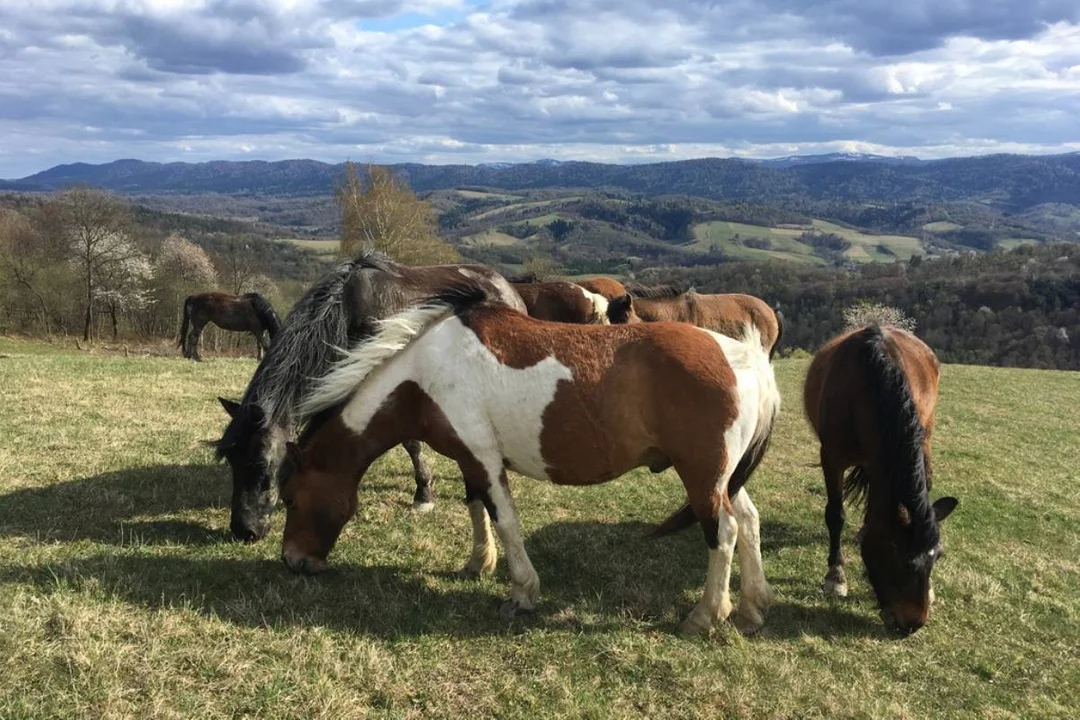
[576, 276, 627, 300]
[213, 252, 526, 542]
[804, 324, 958, 635]
[511, 280, 610, 324]
[277, 284, 781, 635]
[607, 290, 784, 359]
[179, 292, 281, 361]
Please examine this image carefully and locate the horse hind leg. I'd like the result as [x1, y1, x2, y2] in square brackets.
[731, 489, 774, 634]
[822, 450, 849, 597]
[476, 462, 540, 616]
[403, 440, 435, 512]
[187, 319, 206, 361]
[458, 484, 497, 579]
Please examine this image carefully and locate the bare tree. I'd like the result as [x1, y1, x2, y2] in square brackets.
[843, 301, 917, 333]
[0, 209, 55, 334]
[50, 187, 136, 341]
[215, 236, 260, 295]
[337, 163, 459, 265]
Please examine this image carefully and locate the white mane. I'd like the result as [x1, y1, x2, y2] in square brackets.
[299, 302, 453, 417]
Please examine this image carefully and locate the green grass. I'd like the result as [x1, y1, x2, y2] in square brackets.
[923, 221, 963, 232]
[1, 342, 1078, 718]
[283, 238, 339, 255]
[690, 220, 925, 265]
[460, 229, 524, 247]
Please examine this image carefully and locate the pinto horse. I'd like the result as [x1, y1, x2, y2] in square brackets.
[510, 280, 610, 324]
[606, 290, 784, 359]
[277, 285, 781, 635]
[179, 292, 282, 361]
[804, 324, 958, 635]
[576, 276, 627, 300]
[213, 252, 526, 542]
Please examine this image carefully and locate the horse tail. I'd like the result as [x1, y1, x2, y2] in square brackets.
[856, 324, 938, 550]
[247, 293, 283, 339]
[178, 296, 193, 349]
[299, 284, 489, 417]
[651, 322, 781, 539]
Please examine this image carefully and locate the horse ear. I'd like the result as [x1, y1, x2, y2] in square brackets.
[285, 441, 305, 471]
[218, 397, 241, 417]
[933, 497, 959, 522]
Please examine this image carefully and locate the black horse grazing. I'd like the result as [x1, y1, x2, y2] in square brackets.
[214, 251, 527, 542]
[179, 292, 282, 361]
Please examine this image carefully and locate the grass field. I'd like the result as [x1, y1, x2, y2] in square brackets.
[690, 221, 925, 264]
[1, 338, 1078, 718]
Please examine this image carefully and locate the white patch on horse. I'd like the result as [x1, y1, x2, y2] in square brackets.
[335, 315, 573, 481]
[576, 285, 610, 324]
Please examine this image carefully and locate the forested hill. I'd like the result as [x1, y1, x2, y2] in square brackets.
[4, 153, 1080, 213]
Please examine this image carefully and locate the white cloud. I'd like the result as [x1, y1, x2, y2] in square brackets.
[0, 0, 1078, 177]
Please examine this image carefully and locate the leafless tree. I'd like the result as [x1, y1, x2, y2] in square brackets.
[337, 163, 459, 265]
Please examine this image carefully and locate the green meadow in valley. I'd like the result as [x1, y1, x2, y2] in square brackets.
[0, 337, 1078, 718]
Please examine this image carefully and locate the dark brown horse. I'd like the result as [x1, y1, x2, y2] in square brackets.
[607, 290, 783, 358]
[804, 324, 958, 635]
[511, 280, 610, 324]
[214, 252, 526, 542]
[179, 292, 282, 361]
[278, 283, 780, 634]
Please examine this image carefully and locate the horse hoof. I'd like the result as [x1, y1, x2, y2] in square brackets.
[823, 580, 849, 597]
[412, 500, 435, 513]
[499, 600, 535, 619]
[734, 608, 766, 636]
[457, 566, 482, 580]
[677, 615, 711, 636]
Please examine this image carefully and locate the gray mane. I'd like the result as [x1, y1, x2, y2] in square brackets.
[241, 254, 377, 429]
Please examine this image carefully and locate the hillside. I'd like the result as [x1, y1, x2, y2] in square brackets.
[5, 153, 1080, 214]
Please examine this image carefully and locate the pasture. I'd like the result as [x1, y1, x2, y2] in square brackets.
[689, 220, 925, 264]
[0, 338, 1078, 718]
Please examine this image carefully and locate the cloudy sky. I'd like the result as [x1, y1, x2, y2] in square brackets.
[1, 0, 1079, 177]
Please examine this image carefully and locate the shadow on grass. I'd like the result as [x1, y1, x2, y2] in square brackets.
[0, 464, 232, 545]
[0, 517, 880, 639]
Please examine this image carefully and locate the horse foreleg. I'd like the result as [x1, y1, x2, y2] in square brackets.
[403, 440, 435, 512]
[822, 451, 849, 597]
[732, 489, 774, 634]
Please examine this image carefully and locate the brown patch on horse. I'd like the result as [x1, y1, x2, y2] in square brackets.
[512, 281, 602, 323]
[577, 277, 627, 300]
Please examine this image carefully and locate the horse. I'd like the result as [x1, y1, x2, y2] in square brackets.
[213, 251, 527, 542]
[511, 280, 610, 324]
[803, 324, 958, 635]
[576, 276, 627, 300]
[606, 290, 784, 359]
[179, 292, 282, 361]
[277, 283, 781, 635]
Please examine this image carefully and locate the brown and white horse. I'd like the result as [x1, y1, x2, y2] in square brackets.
[804, 324, 958, 635]
[511, 280, 610, 324]
[278, 285, 781, 634]
[576, 276, 627, 300]
[607, 290, 784, 359]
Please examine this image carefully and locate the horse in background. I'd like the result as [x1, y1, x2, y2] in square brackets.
[214, 252, 526, 542]
[607, 289, 784, 358]
[179, 292, 281, 361]
[278, 283, 781, 635]
[510, 279, 610, 324]
[804, 324, 958, 635]
[576, 276, 627, 300]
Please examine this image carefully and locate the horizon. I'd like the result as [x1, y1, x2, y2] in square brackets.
[7, 147, 1080, 182]
[2, 1, 1079, 178]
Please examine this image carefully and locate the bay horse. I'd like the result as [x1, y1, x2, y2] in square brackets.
[213, 251, 526, 542]
[179, 292, 281, 361]
[277, 284, 781, 635]
[606, 290, 784, 359]
[511, 280, 610, 324]
[804, 324, 958, 635]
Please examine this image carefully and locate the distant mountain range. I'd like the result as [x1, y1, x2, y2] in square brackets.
[3, 153, 1079, 212]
